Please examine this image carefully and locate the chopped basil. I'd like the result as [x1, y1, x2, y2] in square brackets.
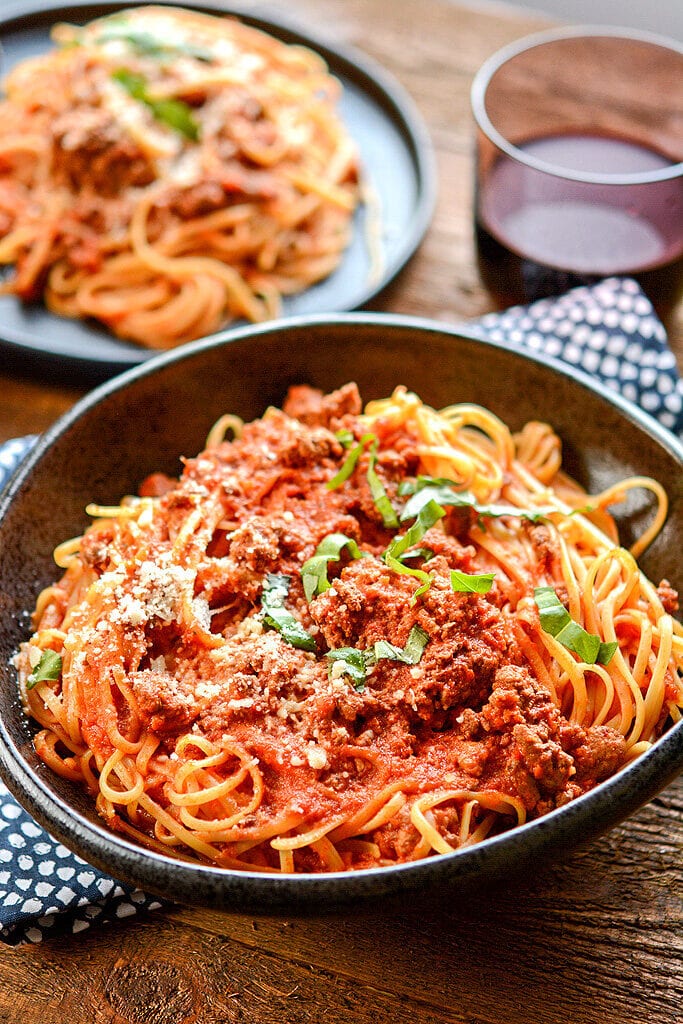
[301, 533, 366, 602]
[334, 428, 356, 448]
[112, 69, 199, 141]
[366, 440, 399, 528]
[326, 624, 430, 691]
[534, 586, 618, 665]
[326, 647, 368, 691]
[384, 553, 433, 604]
[98, 29, 214, 62]
[26, 649, 62, 690]
[260, 574, 316, 652]
[450, 569, 495, 594]
[384, 498, 445, 602]
[400, 478, 473, 521]
[397, 547, 434, 564]
[372, 624, 429, 666]
[386, 498, 445, 561]
[327, 432, 375, 489]
[400, 476, 555, 523]
[327, 432, 398, 526]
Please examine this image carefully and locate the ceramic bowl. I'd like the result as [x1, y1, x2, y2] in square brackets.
[0, 313, 681, 907]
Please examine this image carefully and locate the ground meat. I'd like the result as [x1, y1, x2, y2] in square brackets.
[512, 721, 574, 793]
[657, 579, 679, 614]
[561, 722, 627, 785]
[283, 383, 363, 429]
[131, 669, 199, 735]
[51, 108, 155, 195]
[79, 524, 116, 573]
[527, 522, 562, 577]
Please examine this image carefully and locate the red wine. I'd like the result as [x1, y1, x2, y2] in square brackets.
[476, 134, 683, 313]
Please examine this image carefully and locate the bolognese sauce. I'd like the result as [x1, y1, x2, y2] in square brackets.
[15, 383, 682, 872]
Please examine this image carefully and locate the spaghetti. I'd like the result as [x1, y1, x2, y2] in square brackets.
[0, 6, 360, 348]
[15, 384, 683, 873]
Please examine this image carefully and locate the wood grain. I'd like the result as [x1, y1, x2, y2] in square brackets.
[0, 2, 681, 1022]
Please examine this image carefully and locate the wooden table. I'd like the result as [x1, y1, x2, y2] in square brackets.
[1, 2, 681, 1021]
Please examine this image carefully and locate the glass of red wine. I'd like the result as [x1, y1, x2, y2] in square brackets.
[471, 28, 683, 319]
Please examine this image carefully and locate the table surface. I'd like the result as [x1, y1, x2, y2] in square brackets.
[0, 1, 681, 1021]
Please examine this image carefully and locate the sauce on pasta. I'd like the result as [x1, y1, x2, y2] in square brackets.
[15, 384, 683, 873]
[0, 6, 359, 348]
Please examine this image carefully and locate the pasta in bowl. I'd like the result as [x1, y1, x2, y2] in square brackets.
[0, 315, 681, 903]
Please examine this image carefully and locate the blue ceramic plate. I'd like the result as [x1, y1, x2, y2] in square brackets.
[0, 1, 436, 379]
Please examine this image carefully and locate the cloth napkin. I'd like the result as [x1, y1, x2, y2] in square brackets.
[0, 276, 681, 945]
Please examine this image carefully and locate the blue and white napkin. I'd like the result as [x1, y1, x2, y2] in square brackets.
[0, 276, 681, 945]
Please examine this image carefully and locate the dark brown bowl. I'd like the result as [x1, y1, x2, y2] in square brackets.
[0, 313, 681, 908]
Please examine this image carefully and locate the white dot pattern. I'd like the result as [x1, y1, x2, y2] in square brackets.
[0, 780, 165, 946]
[475, 277, 683, 436]
[0, 277, 680, 945]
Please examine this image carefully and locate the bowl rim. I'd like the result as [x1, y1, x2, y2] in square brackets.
[1, 311, 681, 902]
[3, 311, 681, 483]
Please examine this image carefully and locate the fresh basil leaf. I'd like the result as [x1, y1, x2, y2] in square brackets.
[386, 499, 445, 561]
[326, 432, 375, 489]
[327, 432, 398, 526]
[98, 29, 214, 61]
[326, 647, 369, 691]
[397, 547, 434, 563]
[260, 574, 316, 652]
[534, 586, 617, 665]
[400, 475, 555, 524]
[326, 625, 430, 690]
[450, 569, 495, 594]
[26, 649, 62, 690]
[301, 533, 365, 602]
[398, 476, 462, 497]
[384, 553, 433, 604]
[366, 440, 399, 528]
[383, 498, 445, 602]
[112, 69, 199, 140]
[335, 428, 356, 449]
[595, 640, 619, 665]
[112, 67, 147, 99]
[400, 482, 476, 521]
[473, 501, 555, 523]
[151, 98, 200, 141]
[372, 624, 429, 665]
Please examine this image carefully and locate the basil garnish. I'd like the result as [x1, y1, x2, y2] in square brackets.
[301, 533, 366, 602]
[99, 29, 214, 62]
[326, 624, 430, 691]
[534, 586, 617, 665]
[366, 440, 399, 528]
[260, 574, 316, 652]
[386, 498, 445, 561]
[334, 428, 356, 448]
[327, 432, 375, 489]
[450, 570, 495, 594]
[400, 476, 554, 523]
[327, 432, 398, 527]
[26, 649, 62, 690]
[383, 498, 445, 603]
[384, 553, 433, 604]
[326, 647, 369, 691]
[112, 69, 199, 140]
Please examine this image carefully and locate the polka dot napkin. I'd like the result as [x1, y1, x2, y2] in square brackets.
[0, 276, 681, 945]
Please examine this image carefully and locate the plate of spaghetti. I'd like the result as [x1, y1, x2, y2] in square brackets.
[0, 2, 434, 375]
[0, 314, 681, 906]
